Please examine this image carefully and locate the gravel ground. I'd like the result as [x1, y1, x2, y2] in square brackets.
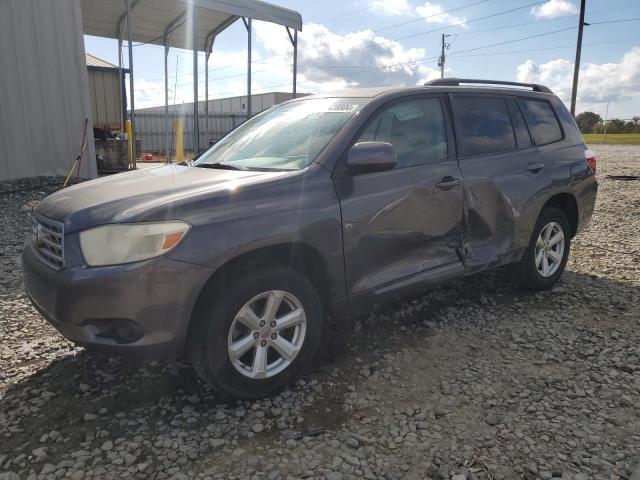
[1, 145, 639, 480]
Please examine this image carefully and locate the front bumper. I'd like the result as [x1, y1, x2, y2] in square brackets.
[22, 237, 213, 359]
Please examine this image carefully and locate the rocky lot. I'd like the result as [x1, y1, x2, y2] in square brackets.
[1, 145, 639, 480]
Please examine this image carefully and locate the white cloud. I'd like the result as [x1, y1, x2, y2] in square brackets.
[371, 0, 413, 16]
[134, 79, 173, 109]
[254, 22, 441, 92]
[530, 0, 578, 19]
[415, 2, 467, 26]
[133, 20, 446, 108]
[517, 58, 573, 100]
[371, 0, 467, 25]
[516, 47, 640, 112]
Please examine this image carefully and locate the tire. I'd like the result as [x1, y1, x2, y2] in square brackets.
[187, 266, 323, 399]
[512, 207, 571, 291]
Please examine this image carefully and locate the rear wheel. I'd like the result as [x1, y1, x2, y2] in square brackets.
[188, 266, 322, 399]
[513, 207, 571, 291]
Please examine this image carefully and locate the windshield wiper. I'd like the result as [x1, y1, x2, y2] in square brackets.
[195, 163, 246, 171]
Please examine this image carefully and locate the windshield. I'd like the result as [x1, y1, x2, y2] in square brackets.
[195, 98, 366, 171]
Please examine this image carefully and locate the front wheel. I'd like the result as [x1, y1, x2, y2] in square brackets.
[512, 207, 571, 291]
[187, 266, 322, 399]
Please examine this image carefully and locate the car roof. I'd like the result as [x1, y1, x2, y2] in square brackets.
[295, 81, 556, 103]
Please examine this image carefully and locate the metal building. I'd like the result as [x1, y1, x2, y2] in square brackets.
[0, 0, 302, 182]
[86, 53, 127, 131]
[136, 92, 310, 152]
[0, 0, 97, 181]
[81, 0, 302, 167]
[138, 92, 308, 115]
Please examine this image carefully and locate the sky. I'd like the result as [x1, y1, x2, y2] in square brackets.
[83, 0, 640, 119]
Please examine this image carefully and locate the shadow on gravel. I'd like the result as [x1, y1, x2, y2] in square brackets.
[1, 267, 637, 455]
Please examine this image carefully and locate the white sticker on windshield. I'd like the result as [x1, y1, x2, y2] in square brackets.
[323, 103, 360, 113]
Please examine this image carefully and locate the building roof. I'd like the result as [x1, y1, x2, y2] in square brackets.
[85, 53, 118, 69]
[80, 0, 302, 51]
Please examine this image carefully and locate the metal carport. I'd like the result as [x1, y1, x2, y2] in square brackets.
[80, 0, 303, 166]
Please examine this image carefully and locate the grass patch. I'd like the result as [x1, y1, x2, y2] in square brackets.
[583, 134, 640, 145]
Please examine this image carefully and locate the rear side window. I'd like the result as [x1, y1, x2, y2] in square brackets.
[507, 99, 532, 149]
[518, 98, 563, 145]
[357, 97, 448, 168]
[453, 96, 516, 156]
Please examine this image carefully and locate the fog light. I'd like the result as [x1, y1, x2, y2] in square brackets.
[84, 318, 144, 344]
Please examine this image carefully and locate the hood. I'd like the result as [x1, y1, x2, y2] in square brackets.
[37, 165, 286, 233]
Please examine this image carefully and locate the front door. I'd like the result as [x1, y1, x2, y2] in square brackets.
[333, 95, 464, 299]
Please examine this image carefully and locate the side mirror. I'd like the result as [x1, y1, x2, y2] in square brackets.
[346, 142, 397, 175]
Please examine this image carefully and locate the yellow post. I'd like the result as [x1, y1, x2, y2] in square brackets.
[125, 119, 133, 168]
[175, 118, 184, 162]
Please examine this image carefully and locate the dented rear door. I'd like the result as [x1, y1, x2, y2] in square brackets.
[451, 93, 544, 272]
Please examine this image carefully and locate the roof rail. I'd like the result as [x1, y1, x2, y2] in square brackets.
[425, 78, 553, 94]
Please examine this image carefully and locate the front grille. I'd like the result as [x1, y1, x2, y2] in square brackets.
[31, 214, 65, 270]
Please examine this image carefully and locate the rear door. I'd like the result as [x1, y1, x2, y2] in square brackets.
[334, 95, 464, 299]
[450, 93, 537, 271]
[515, 96, 569, 242]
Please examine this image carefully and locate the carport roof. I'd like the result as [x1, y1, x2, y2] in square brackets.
[80, 0, 302, 51]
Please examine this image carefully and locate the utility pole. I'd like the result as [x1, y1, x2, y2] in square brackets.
[438, 34, 450, 78]
[570, 0, 587, 116]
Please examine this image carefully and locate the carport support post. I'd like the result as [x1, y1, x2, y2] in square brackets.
[286, 27, 298, 98]
[293, 29, 297, 98]
[117, 37, 124, 132]
[164, 39, 170, 163]
[244, 18, 252, 117]
[125, 0, 137, 169]
[191, 6, 199, 156]
[204, 40, 212, 148]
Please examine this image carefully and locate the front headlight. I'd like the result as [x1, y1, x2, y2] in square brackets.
[79, 221, 191, 266]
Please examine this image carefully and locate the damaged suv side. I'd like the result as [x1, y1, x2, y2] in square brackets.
[23, 78, 597, 398]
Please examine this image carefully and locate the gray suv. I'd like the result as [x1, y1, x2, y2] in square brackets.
[23, 78, 597, 399]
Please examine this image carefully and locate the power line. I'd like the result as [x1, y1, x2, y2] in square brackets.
[138, 0, 540, 83]
[316, 6, 375, 23]
[199, 33, 640, 98]
[589, 17, 640, 25]
[151, 10, 640, 83]
[141, 0, 551, 85]
[198, 26, 580, 97]
[127, 0, 640, 86]
[176, 23, 576, 87]
[149, 15, 640, 95]
[446, 37, 640, 59]
[260, 0, 548, 68]
[129, 18, 188, 47]
[373, 0, 493, 33]
[130, 7, 640, 98]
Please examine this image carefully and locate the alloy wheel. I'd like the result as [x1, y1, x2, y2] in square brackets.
[534, 221, 565, 278]
[227, 290, 307, 379]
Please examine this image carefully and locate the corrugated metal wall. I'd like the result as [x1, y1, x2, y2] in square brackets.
[135, 92, 310, 153]
[0, 0, 96, 181]
[136, 113, 248, 153]
[137, 92, 304, 115]
[88, 68, 122, 129]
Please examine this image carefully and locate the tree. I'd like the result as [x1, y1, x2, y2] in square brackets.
[604, 119, 625, 134]
[575, 111, 602, 134]
[624, 121, 636, 134]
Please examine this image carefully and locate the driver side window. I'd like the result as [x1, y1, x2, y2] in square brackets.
[357, 97, 448, 168]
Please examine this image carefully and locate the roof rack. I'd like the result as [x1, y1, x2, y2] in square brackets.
[425, 78, 553, 94]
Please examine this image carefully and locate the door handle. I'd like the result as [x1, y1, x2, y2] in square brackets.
[436, 177, 460, 190]
[526, 162, 545, 172]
